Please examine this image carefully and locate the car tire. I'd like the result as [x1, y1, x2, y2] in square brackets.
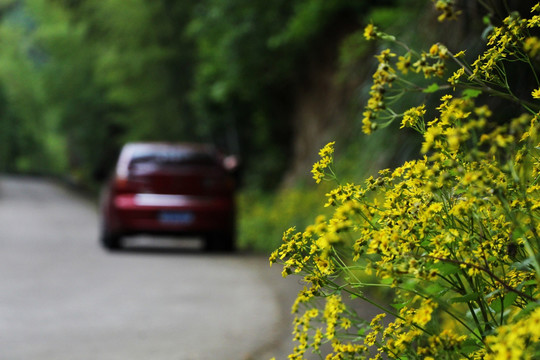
[100, 229, 122, 251]
[205, 232, 235, 253]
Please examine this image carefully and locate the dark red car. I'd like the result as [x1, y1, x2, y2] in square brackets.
[99, 142, 237, 251]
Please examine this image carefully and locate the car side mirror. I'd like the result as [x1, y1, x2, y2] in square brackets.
[223, 155, 239, 172]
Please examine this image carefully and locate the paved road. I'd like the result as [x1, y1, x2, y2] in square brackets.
[0, 176, 303, 360]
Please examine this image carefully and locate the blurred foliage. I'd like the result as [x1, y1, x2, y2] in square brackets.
[0, 0, 399, 191]
[238, 184, 333, 253]
[0, 0, 199, 185]
[0, 0, 430, 251]
[0, 0, 486, 252]
[237, 121, 417, 252]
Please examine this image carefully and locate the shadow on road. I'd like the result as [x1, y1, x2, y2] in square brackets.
[105, 235, 258, 257]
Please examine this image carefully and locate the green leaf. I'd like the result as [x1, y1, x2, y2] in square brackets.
[450, 293, 479, 304]
[490, 292, 518, 313]
[425, 283, 447, 296]
[513, 301, 540, 321]
[423, 83, 440, 93]
[349, 291, 364, 299]
[435, 262, 461, 276]
[503, 291, 518, 307]
[512, 257, 536, 271]
[392, 302, 409, 310]
[392, 298, 412, 310]
[460, 339, 483, 355]
[518, 279, 539, 290]
[462, 89, 482, 99]
[401, 279, 418, 291]
[379, 34, 396, 41]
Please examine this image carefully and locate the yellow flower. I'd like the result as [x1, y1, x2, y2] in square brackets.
[397, 54, 412, 74]
[375, 49, 396, 64]
[524, 37, 540, 56]
[311, 142, 336, 183]
[412, 299, 437, 326]
[401, 105, 426, 129]
[362, 112, 375, 134]
[324, 295, 345, 340]
[448, 67, 464, 87]
[427, 202, 443, 214]
[429, 43, 439, 56]
[341, 318, 351, 330]
[427, 43, 448, 59]
[532, 88, 540, 99]
[434, 0, 462, 22]
[445, 127, 461, 152]
[311, 162, 325, 183]
[422, 125, 443, 153]
[319, 141, 336, 157]
[364, 23, 377, 40]
[370, 313, 387, 327]
[528, 15, 540, 28]
[312, 328, 323, 350]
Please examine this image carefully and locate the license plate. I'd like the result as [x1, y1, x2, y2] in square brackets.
[158, 211, 194, 224]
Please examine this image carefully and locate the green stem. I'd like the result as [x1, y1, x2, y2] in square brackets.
[326, 278, 403, 321]
[428, 255, 537, 303]
[453, 272, 484, 333]
[525, 55, 540, 88]
[438, 301, 486, 344]
[357, 208, 379, 231]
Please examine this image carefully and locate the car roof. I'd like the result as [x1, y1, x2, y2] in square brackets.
[123, 142, 215, 153]
[115, 142, 219, 178]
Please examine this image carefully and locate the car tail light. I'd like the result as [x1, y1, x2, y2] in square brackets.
[113, 176, 148, 193]
[113, 176, 129, 192]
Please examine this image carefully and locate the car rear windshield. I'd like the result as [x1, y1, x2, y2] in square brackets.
[129, 150, 218, 168]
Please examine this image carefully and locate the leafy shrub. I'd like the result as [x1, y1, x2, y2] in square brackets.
[271, 1, 540, 359]
[238, 186, 333, 253]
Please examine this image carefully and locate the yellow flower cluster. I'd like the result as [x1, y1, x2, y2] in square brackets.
[524, 36, 540, 58]
[362, 49, 396, 134]
[363, 23, 377, 41]
[468, 14, 529, 84]
[311, 141, 336, 183]
[274, 96, 540, 359]
[362, 36, 449, 134]
[272, 3, 540, 360]
[485, 307, 540, 360]
[400, 104, 426, 131]
[376, 298, 457, 358]
[433, 0, 461, 22]
[287, 292, 370, 360]
[449, 7, 540, 91]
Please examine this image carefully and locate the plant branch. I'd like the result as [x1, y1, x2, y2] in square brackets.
[427, 255, 538, 302]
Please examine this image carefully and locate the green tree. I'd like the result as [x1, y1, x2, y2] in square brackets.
[0, 0, 199, 184]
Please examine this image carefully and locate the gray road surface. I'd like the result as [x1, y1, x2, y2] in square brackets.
[0, 176, 304, 360]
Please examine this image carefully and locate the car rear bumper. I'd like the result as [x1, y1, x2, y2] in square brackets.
[109, 194, 235, 234]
